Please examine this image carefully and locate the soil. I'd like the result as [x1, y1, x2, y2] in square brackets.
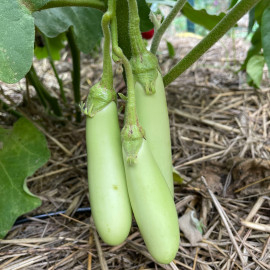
[0, 33, 270, 270]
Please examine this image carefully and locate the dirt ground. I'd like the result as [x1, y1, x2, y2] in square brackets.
[0, 32, 270, 270]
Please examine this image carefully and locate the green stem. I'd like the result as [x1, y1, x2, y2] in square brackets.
[111, 0, 144, 163]
[43, 34, 67, 104]
[0, 99, 22, 118]
[128, 0, 146, 56]
[111, 3, 136, 126]
[25, 70, 47, 109]
[100, 11, 113, 89]
[150, 0, 187, 55]
[66, 28, 81, 122]
[40, 0, 106, 12]
[26, 66, 62, 116]
[163, 0, 262, 87]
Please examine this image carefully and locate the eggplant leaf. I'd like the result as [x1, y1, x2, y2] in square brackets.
[35, 33, 66, 60]
[241, 27, 262, 70]
[246, 55, 265, 88]
[261, 6, 270, 77]
[166, 41, 175, 58]
[181, 2, 226, 31]
[0, 118, 50, 239]
[254, 0, 270, 25]
[0, 0, 34, 83]
[33, 7, 103, 54]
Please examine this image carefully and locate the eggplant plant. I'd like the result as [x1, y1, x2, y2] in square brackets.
[0, 0, 265, 265]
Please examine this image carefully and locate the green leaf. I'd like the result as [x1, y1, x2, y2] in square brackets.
[254, 0, 270, 25]
[181, 2, 226, 31]
[261, 7, 270, 77]
[246, 55, 265, 88]
[0, 118, 50, 239]
[138, 0, 154, 32]
[0, 0, 35, 83]
[116, 0, 153, 59]
[166, 40, 175, 58]
[33, 7, 103, 54]
[241, 27, 262, 70]
[35, 33, 66, 60]
[172, 167, 183, 184]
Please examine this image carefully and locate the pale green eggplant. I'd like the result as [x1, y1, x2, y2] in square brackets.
[86, 101, 132, 245]
[123, 139, 179, 264]
[134, 72, 174, 195]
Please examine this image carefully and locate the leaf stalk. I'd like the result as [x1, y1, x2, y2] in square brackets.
[42, 33, 67, 104]
[150, 0, 187, 55]
[66, 28, 81, 122]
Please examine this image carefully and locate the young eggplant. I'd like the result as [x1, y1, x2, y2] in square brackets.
[122, 139, 179, 264]
[83, 9, 132, 246]
[86, 97, 132, 246]
[112, 0, 179, 261]
[133, 69, 174, 195]
[128, 0, 174, 195]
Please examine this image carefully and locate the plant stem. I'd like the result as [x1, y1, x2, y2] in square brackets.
[163, 0, 262, 87]
[111, 0, 144, 162]
[0, 99, 22, 118]
[66, 28, 81, 122]
[128, 0, 145, 56]
[26, 66, 62, 116]
[150, 0, 187, 55]
[43, 34, 67, 104]
[100, 11, 113, 89]
[25, 69, 47, 109]
[40, 0, 106, 12]
[111, 0, 137, 126]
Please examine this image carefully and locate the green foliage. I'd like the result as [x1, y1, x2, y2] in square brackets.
[116, 0, 153, 59]
[261, 7, 270, 78]
[241, 1, 270, 87]
[0, 118, 50, 239]
[34, 33, 66, 60]
[172, 168, 183, 184]
[138, 0, 154, 32]
[149, 0, 227, 35]
[166, 40, 175, 58]
[241, 27, 262, 70]
[181, 2, 226, 31]
[246, 55, 265, 88]
[33, 7, 103, 54]
[254, 0, 270, 25]
[0, 0, 35, 83]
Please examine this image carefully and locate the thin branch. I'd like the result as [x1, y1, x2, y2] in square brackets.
[66, 28, 81, 122]
[43, 34, 67, 104]
[150, 0, 187, 55]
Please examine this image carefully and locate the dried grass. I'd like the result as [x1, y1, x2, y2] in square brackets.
[0, 33, 270, 270]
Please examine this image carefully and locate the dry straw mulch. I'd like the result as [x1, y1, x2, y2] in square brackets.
[0, 33, 270, 270]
